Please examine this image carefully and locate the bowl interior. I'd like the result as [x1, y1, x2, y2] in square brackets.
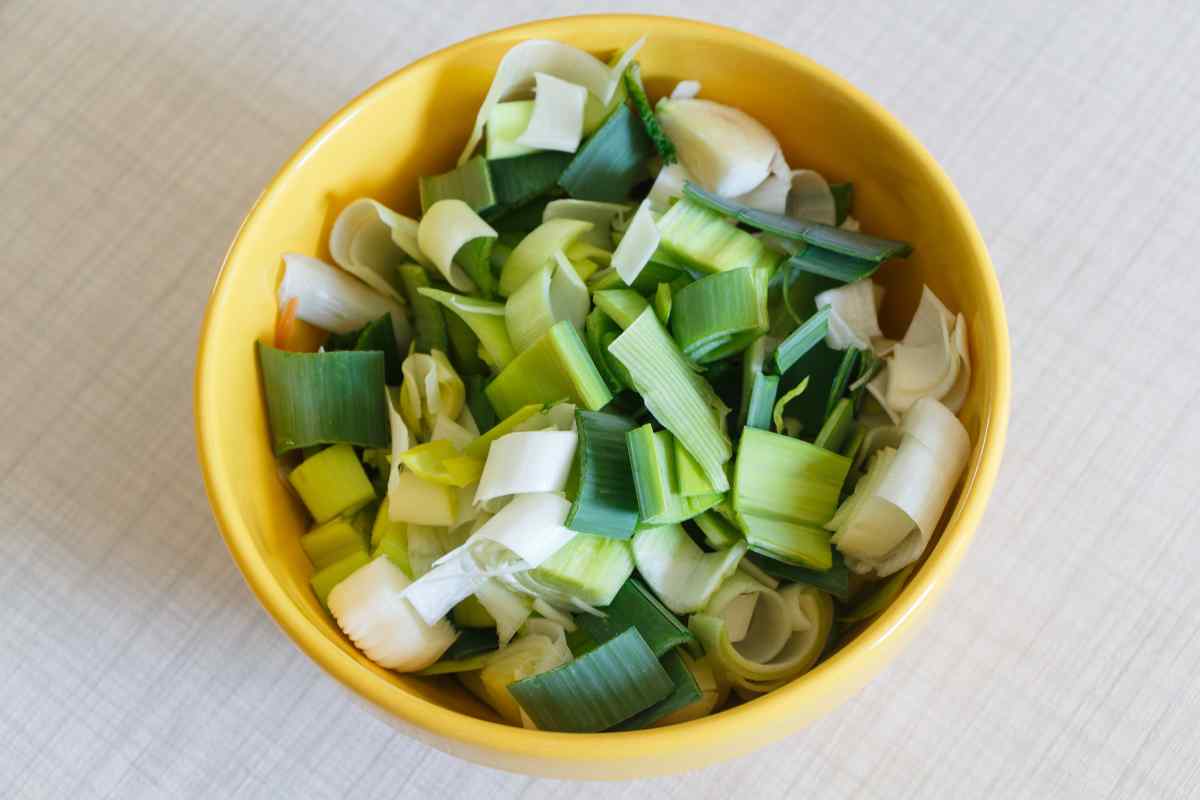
[196, 15, 1008, 777]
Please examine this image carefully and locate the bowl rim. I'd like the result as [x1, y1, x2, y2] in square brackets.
[195, 13, 1011, 770]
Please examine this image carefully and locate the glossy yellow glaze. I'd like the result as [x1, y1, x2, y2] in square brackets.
[195, 15, 1011, 779]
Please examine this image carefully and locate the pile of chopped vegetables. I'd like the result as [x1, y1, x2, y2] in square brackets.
[258, 37, 973, 732]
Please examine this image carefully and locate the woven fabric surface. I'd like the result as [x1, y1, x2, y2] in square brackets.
[2, 1, 1199, 797]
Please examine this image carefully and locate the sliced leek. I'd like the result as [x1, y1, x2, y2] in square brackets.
[558, 104, 654, 202]
[474, 430, 578, 505]
[567, 410, 640, 539]
[328, 199, 409, 301]
[500, 218, 593, 296]
[418, 288, 516, 370]
[484, 320, 612, 418]
[611, 199, 660, 285]
[278, 253, 409, 348]
[627, 424, 721, 524]
[669, 267, 768, 363]
[515, 72, 587, 153]
[288, 443, 376, 523]
[577, 578, 695, 657]
[657, 197, 784, 275]
[631, 523, 747, 614]
[733, 427, 850, 527]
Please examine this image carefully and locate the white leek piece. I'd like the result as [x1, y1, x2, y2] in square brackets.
[477, 624, 573, 725]
[445, 492, 577, 573]
[551, 251, 590, 331]
[515, 72, 587, 153]
[941, 314, 972, 413]
[457, 40, 614, 165]
[474, 431, 578, 505]
[531, 598, 577, 631]
[278, 253, 409, 345]
[430, 413, 477, 452]
[385, 388, 410, 500]
[816, 279, 883, 351]
[475, 578, 533, 646]
[670, 80, 701, 99]
[886, 287, 959, 412]
[732, 151, 791, 215]
[403, 550, 488, 625]
[656, 98, 781, 197]
[543, 199, 631, 249]
[611, 199, 660, 285]
[328, 199, 411, 302]
[327, 557, 456, 672]
[504, 258, 589, 353]
[631, 524, 747, 614]
[417, 200, 495, 292]
[828, 397, 970, 576]
[785, 170, 836, 226]
[513, 402, 578, 433]
[399, 349, 465, 441]
[604, 36, 645, 102]
[704, 571, 791, 662]
[648, 163, 690, 212]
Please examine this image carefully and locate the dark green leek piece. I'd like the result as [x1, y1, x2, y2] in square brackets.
[746, 551, 851, 600]
[578, 578, 695, 658]
[489, 151, 572, 211]
[610, 650, 700, 730]
[558, 104, 655, 202]
[624, 62, 677, 164]
[398, 265, 449, 354]
[670, 267, 768, 363]
[814, 397, 855, 453]
[827, 347, 861, 420]
[772, 306, 831, 375]
[829, 182, 854, 226]
[567, 410, 641, 540]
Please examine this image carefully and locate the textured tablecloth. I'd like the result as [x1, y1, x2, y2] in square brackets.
[3, 1, 1199, 797]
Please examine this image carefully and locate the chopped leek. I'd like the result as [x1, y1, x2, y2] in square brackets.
[739, 513, 833, 570]
[694, 509, 743, 549]
[669, 267, 768, 363]
[278, 253, 410, 349]
[476, 625, 573, 725]
[840, 564, 915, 623]
[542, 199, 630, 249]
[504, 259, 588, 354]
[816, 279, 882, 351]
[487, 100, 537, 159]
[342, 312, 403, 385]
[785, 169, 836, 226]
[398, 350, 464, 441]
[611, 650, 700, 730]
[632, 523, 747, 614]
[733, 428, 851, 527]
[814, 397, 855, 453]
[397, 263, 449, 354]
[310, 550, 370, 607]
[445, 311, 488, 376]
[592, 289, 650, 329]
[474, 430, 578, 505]
[327, 199, 408, 301]
[462, 403, 542, 459]
[827, 347, 861, 419]
[474, 578, 532, 646]
[500, 218, 593, 296]
[626, 425, 721, 524]
[608, 308, 732, 492]
[288, 443, 376, 523]
[558, 104, 654, 202]
[657, 196, 784, 275]
[577, 578, 695, 657]
[484, 321, 612, 418]
[656, 100, 779, 196]
[258, 343, 389, 454]
[772, 306, 831, 375]
[418, 288, 516, 370]
[584, 309, 628, 393]
[417, 199, 496, 292]
[419, 155, 497, 215]
[745, 372, 780, 430]
[624, 61, 676, 164]
[611, 199, 660, 285]
[674, 435, 716, 497]
[653, 282, 672, 325]
[567, 410, 640, 539]
[398, 441, 482, 488]
[515, 72, 587, 153]
[301, 517, 367, 569]
[370, 498, 411, 577]
[772, 377, 809, 435]
[509, 628, 673, 732]
[747, 550, 851, 600]
[489, 151, 573, 210]
[530, 533, 635, 606]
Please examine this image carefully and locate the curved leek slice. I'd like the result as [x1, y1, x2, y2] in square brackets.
[399, 349, 464, 441]
[418, 288, 516, 370]
[500, 218, 594, 296]
[327, 557, 456, 672]
[475, 577, 533, 646]
[612, 199, 660, 285]
[484, 321, 612, 418]
[543, 199, 631, 249]
[940, 313, 972, 414]
[886, 287, 959, 413]
[593, 289, 649, 329]
[829, 398, 969, 576]
[669, 267, 768, 363]
[530, 533, 635, 607]
[278, 253, 408, 345]
[398, 441, 482, 488]
[487, 101, 537, 159]
[655, 98, 780, 197]
[504, 262, 587, 354]
[772, 377, 809, 435]
[816, 278, 882, 351]
[474, 430, 578, 505]
[477, 626, 574, 725]
[651, 652, 722, 726]
[733, 427, 851, 527]
[785, 170, 836, 226]
[457, 39, 614, 165]
[704, 571, 790, 662]
[515, 72, 587, 153]
[648, 162, 690, 211]
[689, 580, 832, 694]
[430, 412, 478, 452]
[631, 524, 747, 614]
[328, 199, 411, 302]
[417, 200, 496, 292]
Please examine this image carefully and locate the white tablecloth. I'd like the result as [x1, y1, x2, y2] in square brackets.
[3, 1, 1198, 797]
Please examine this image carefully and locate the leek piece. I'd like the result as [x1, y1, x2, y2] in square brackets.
[420, 652, 495, 677]
[784, 244, 881, 283]
[474, 430, 577, 505]
[841, 422, 867, 465]
[593, 289, 650, 329]
[515, 72, 587, 153]
[388, 470, 459, 526]
[584, 309, 627, 393]
[656, 100, 780, 197]
[443, 627, 499, 661]
[301, 517, 367, 570]
[669, 268, 768, 363]
[462, 404, 542, 459]
[399, 441, 482, 488]
[611, 199, 660, 285]
[258, 343, 389, 454]
[484, 321, 612, 419]
[288, 444, 376, 523]
[816, 279, 882, 351]
[418, 199, 495, 292]
[785, 169, 836, 226]
[504, 258, 589, 354]
[627, 425, 721, 524]
[746, 551, 851, 600]
[310, 550, 370, 608]
[371, 499, 411, 578]
[465, 375, 498, 433]
[830, 182, 854, 226]
[779, 341, 845, 439]
[442, 492, 576, 574]
[631, 523, 747, 614]
[398, 349, 464, 441]
[454, 236, 498, 299]
[418, 288, 516, 370]
[558, 104, 654, 202]
[419, 155, 497, 215]
[328, 556, 457, 671]
[397, 264, 449, 354]
[653, 282, 672, 325]
[840, 563, 916, 623]
[530, 533, 635, 607]
[624, 61, 676, 164]
[489, 151, 573, 210]
[452, 595, 496, 628]
[566, 410, 640, 539]
[647, 162, 689, 211]
[589, 260, 685, 294]
[695, 510, 743, 549]
[651, 652, 722, 726]
[682, 182, 912, 262]
[499, 218, 593, 297]
[656, 197, 784, 275]
[745, 372, 780, 431]
[578, 578, 695, 658]
[509, 628, 673, 732]
[487, 100, 537, 159]
[477, 627, 573, 725]
[611, 650, 701, 731]
[490, 200, 552, 236]
[348, 313, 403, 385]
[827, 347, 861, 419]
[327, 199, 408, 301]
[772, 306, 831, 375]
[474, 578, 533, 645]
[737, 334, 770, 429]
[445, 311, 488, 376]
[278, 253, 409, 349]
[815, 397, 855, 453]
[733, 428, 851, 527]
[772, 377, 809, 435]
[739, 513, 832, 570]
[674, 435, 715, 497]
[608, 308, 732, 492]
[543, 199, 630, 249]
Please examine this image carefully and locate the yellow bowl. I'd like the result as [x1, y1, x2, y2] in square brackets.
[195, 14, 1010, 779]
